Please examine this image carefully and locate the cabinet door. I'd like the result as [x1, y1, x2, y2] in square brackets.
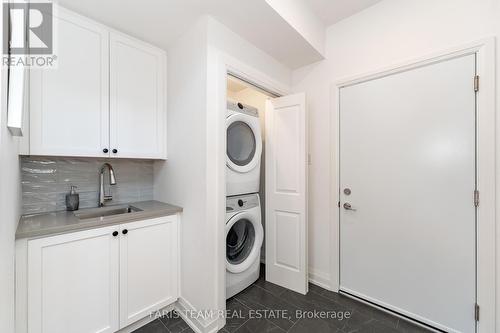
[27, 227, 120, 333]
[119, 216, 178, 327]
[109, 32, 166, 159]
[30, 8, 110, 157]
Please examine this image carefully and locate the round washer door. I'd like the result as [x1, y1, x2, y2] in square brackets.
[226, 211, 263, 273]
[226, 113, 262, 173]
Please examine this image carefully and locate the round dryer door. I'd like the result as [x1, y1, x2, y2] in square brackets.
[226, 211, 263, 273]
[226, 113, 262, 173]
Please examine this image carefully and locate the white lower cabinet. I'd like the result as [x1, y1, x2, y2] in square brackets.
[119, 217, 178, 327]
[17, 215, 179, 333]
[27, 226, 120, 333]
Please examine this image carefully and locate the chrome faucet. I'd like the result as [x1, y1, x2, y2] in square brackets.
[98, 163, 117, 207]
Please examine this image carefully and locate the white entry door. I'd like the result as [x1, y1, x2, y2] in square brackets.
[265, 93, 308, 294]
[339, 54, 476, 332]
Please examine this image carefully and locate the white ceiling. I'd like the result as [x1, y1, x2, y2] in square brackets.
[55, 0, 204, 51]
[307, 0, 383, 26]
[54, 0, 381, 69]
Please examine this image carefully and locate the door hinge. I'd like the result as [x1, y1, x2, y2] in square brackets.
[474, 75, 480, 92]
[475, 303, 480, 322]
[474, 190, 480, 207]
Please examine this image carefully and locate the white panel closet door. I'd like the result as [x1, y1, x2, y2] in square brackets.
[339, 54, 476, 332]
[265, 93, 308, 294]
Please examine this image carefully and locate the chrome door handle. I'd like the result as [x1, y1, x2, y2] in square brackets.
[343, 203, 357, 211]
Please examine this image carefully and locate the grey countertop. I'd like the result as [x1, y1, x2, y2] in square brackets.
[16, 200, 183, 240]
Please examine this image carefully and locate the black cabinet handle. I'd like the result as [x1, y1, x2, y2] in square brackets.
[112, 149, 118, 154]
[112, 231, 118, 237]
[103, 148, 109, 153]
[122, 229, 128, 235]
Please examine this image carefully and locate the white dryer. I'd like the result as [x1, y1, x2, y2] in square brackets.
[226, 193, 263, 299]
[226, 101, 262, 196]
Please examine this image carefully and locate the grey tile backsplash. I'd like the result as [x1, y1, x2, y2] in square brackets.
[21, 157, 154, 215]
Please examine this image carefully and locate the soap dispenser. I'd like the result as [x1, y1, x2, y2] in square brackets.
[66, 185, 80, 211]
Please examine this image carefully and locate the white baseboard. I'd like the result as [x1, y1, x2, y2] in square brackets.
[308, 268, 332, 290]
[118, 304, 175, 333]
[174, 297, 220, 333]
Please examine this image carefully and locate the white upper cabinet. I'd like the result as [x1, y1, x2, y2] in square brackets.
[110, 33, 166, 159]
[27, 7, 167, 159]
[30, 8, 110, 157]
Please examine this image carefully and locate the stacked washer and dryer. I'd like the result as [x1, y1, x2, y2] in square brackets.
[225, 101, 264, 299]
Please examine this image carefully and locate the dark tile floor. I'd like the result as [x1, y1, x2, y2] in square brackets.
[134, 266, 432, 333]
[133, 311, 195, 333]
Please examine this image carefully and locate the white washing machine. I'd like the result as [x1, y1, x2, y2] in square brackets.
[226, 193, 263, 299]
[226, 101, 262, 197]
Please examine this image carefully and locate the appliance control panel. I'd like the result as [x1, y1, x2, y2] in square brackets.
[227, 101, 259, 117]
[226, 193, 260, 212]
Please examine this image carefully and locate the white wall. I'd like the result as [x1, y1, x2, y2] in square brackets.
[155, 15, 291, 332]
[206, 16, 292, 329]
[0, 11, 21, 332]
[292, 0, 500, 315]
[207, 17, 292, 87]
[153, 16, 213, 327]
[264, 0, 325, 57]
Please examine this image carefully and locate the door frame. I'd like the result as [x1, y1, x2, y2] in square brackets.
[330, 37, 496, 332]
[212, 51, 291, 331]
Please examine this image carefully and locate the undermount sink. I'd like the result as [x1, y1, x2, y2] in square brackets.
[74, 205, 143, 220]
